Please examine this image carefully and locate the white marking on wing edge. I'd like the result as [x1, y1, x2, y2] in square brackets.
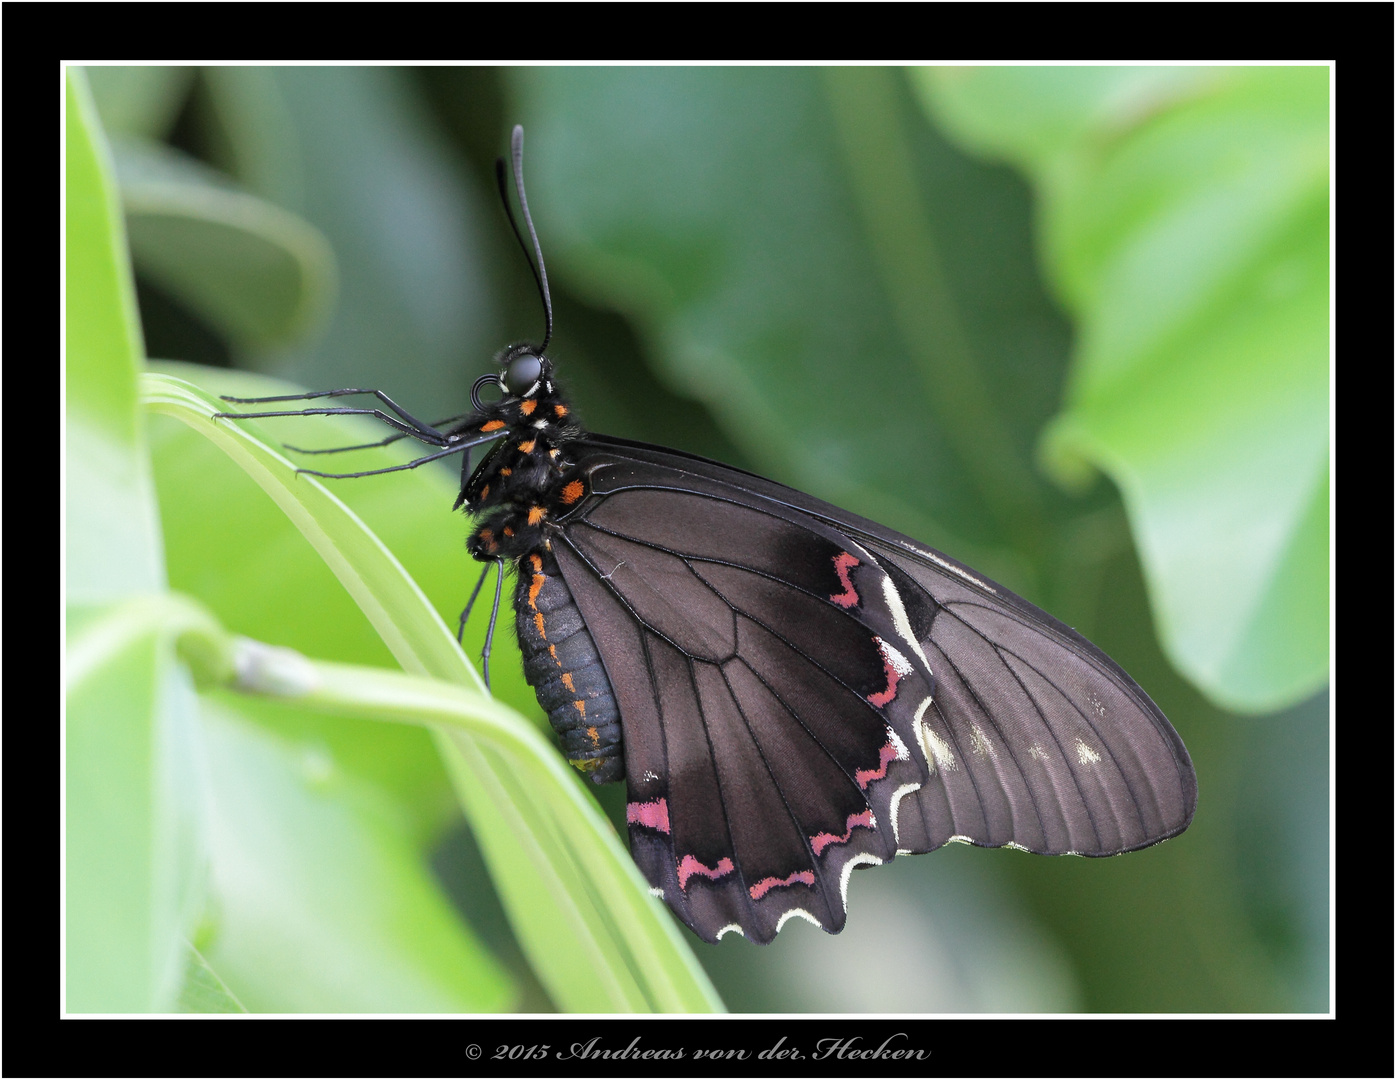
[895, 848, 913, 857]
[875, 636, 912, 676]
[880, 575, 935, 674]
[889, 782, 922, 844]
[1075, 739, 1102, 765]
[775, 908, 823, 933]
[910, 546, 998, 593]
[947, 834, 974, 846]
[969, 724, 997, 759]
[648, 886, 665, 899]
[1004, 842, 1032, 853]
[840, 853, 883, 909]
[913, 697, 955, 773]
[715, 924, 746, 940]
[886, 724, 911, 761]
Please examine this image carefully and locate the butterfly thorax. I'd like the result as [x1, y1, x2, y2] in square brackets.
[457, 355, 586, 563]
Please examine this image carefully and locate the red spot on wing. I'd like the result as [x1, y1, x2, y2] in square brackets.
[854, 741, 899, 789]
[627, 798, 670, 834]
[866, 636, 911, 708]
[560, 479, 585, 505]
[810, 809, 876, 855]
[749, 870, 817, 900]
[830, 552, 860, 608]
[678, 855, 735, 890]
[866, 667, 900, 708]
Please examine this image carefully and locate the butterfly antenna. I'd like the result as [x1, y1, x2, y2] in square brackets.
[496, 124, 554, 354]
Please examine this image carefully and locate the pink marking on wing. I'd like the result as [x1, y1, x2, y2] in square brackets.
[677, 854, 735, 890]
[867, 662, 901, 707]
[829, 551, 860, 608]
[810, 809, 876, 856]
[854, 741, 900, 789]
[748, 870, 817, 900]
[866, 636, 911, 708]
[626, 798, 670, 834]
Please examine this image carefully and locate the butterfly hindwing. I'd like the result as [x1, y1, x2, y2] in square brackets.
[550, 436, 1196, 943]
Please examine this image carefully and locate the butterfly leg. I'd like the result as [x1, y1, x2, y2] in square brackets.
[219, 388, 446, 442]
[457, 560, 493, 644]
[481, 557, 505, 691]
[285, 414, 471, 456]
[295, 441, 487, 479]
[457, 557, 506, 691]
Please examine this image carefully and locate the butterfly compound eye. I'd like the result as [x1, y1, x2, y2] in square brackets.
[504, 353, 543, 396]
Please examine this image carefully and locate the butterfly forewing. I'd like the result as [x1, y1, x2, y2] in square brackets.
[550, 436, 1196, 943]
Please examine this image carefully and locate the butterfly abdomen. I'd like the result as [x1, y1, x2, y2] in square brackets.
[514, 547, 624, 785]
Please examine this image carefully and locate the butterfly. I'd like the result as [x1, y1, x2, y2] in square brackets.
[219, 126, 1197, 945]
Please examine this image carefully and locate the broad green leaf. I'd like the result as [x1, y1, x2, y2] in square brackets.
[66, 596, 217, 1013]
[65, 68, 164, 601]
[65, 68, 204, 1012]
[142, 372, 722, 1012]
[196, 697, 514, 1012]
[113, 136, 335, 347]
[915, 66, 1329, 712]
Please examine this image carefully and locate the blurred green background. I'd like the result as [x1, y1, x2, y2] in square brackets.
[77, 65, 1329, 1012]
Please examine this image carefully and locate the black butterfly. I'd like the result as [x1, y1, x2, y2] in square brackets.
[219, 126, 1197, 945]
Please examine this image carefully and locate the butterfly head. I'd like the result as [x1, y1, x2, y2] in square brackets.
[500, 345, 551, 398]
[472, 345, 554, 411]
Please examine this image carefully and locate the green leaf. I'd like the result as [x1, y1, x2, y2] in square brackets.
[176, 943, 248, 1013]
[65, 68, 165, 601]
[84, 64, 194, 140]
[66, 596, 214, 1013]
[142, 371, 722, 1012]
[195, 696, 514, 1012]
[914, 66, 1329, 712]
[65, 68, 205, 1013]
[113, 136, 336, 347]
[197, 67, 502, 410]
